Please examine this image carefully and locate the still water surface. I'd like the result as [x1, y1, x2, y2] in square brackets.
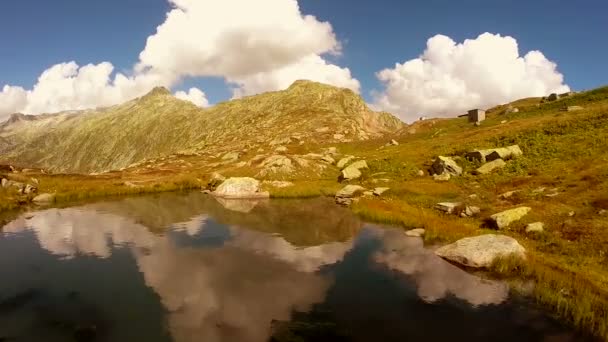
[0, 192, 591, 341]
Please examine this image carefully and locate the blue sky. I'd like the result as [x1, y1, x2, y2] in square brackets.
[0, 0, 606, 120]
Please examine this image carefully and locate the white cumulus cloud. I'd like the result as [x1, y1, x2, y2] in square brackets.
[0, 0, 358, 119]
[374, 33, 570, 122]
[175, 87, 209, 107]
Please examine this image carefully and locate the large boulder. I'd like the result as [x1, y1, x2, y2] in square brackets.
[213, 177, 270, 199]
[490, 207, 531, 229]
[435, 234, 526, 268]
[474, 159, 506, 175]
[430, 156, 462, 177]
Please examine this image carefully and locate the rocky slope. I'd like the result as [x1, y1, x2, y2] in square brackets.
[0, 81, 404, 173]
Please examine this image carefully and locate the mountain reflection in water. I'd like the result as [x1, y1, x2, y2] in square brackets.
[0, 192, 591, 342]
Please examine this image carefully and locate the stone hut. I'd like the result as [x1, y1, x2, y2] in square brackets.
[468, 109, 486, 123]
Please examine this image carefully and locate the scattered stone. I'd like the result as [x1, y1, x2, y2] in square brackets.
[433, 173, 451, 181]
[341, 166, 362, 181]
[474, 158, 506, 175]
[221, 152, 241, 162]
[468, 194, 478, 199]
[435, 234, 526, 268]
[235, 161, 247, 168]
[259, 155, 294, 176]
[462, 206, 481, 217]
[347, 160, 368, 170]
[526, 222, 545, 234]
[405, 228, 426, 238]
[33, 193, 55, 204]
[325, 147, 338, 155]
[213, 177, 270, 199]
[321, 155, 335, 165]
[337, 156, 356, 169]
[486, 145, 523, 162]
[490, 207, 532, 229]
[566, 106, 584, 112]
[315, 127, 329, 133]
[467, 145, 522, 163]
[0, 178, 8, 188]
[474, 121, 481, 127]
[340, 160, 369, 181]
[363, 191, 374, 197]
[501, 120, 507, 124]
[435, 202, 462, 214]
[568, 211, 575, 217]
[202, 189, 212, 194]
[505, 107, 519, 114]
[335, 185, 366, 206]
[599, 209, 607, 216]
[430, 156, 462, 177]
[417, 170, 425, 177]
[274, 146, 288, 153]
[333, 134, 345, 140]
[373, 187, 390, 196]
[499, 190, 520, 199]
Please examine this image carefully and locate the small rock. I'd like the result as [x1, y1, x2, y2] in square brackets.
[333, 134, 345, 140]
[123, 181, 141, 188]
[526, 222, 545, 234]
[435, 234, 526, 268]
[263, 180, 294, 188]
[405, 228, 426, 238]
[417, 170, 425, 177]
[433, 173, 451, 181]
[222, 151, 241, 162]
[341, 166, 362, 181]
[373, 187, 390, 196]
[336, 185, 366, 198]
[568, 211, 575, 217]
[388, 139, 399, 146]
[335, 185, 366, 206]
[435, 202, 461, 214]
[274, 146, 288, 153]
[321, 155, 335, 165]
[462, 206, 481, 217]
[468, 194, 478, 199]
[499, 190, 520, 199]
[501, 120, 507, 124]
[490, 207, 532, 229]
[337, 156, 357, 169]
[474, 159, 506, 175]
[430, 156, 462, 177]
[599, 209, 607, 216]
[363, 191, 374, 197]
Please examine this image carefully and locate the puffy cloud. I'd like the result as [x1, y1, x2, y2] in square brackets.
[374, 33, 570, 122]
[0, 0, 358, 119]
[0, 61, 175, 119]
[229, 54, 360, 98]
[175, 87, 209, 107]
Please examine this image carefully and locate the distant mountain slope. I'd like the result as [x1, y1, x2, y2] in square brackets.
[0, 81, 404, 173]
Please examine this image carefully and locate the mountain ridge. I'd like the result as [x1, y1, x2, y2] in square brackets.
[0, 80, 404, 173]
